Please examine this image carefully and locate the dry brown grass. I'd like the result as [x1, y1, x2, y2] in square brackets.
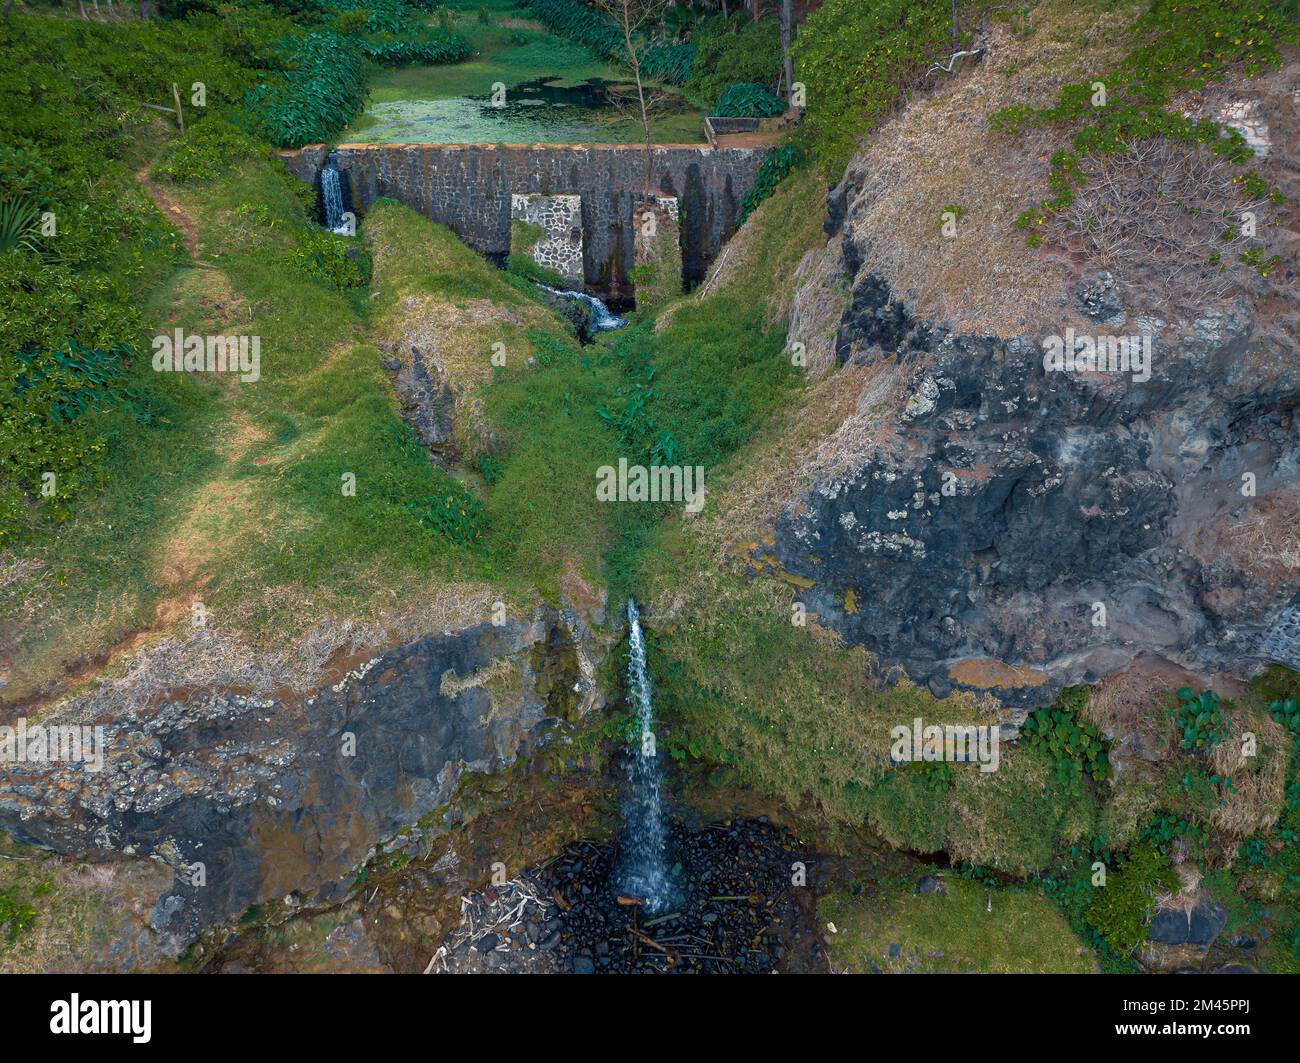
[838, 0, 1141, 337]
[1055, 138, 1282, 313]
[1209, 704, 1289, 843]
[1085, 665, 1177, 754]
[0, 835, 177, 974]
[1223, 491, 1300, 579]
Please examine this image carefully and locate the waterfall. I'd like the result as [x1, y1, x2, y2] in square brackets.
[616, 600, 671, 911]
[537, 284, 627, 333]
[320, 155, 349, 234]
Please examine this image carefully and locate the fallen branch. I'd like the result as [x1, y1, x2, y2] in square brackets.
[928, 48, 983, 75]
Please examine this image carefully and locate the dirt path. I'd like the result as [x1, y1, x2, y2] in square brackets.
[137, 165, 201, 258]
[0, 169, 255, 717]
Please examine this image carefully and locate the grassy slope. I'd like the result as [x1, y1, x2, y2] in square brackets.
[821, 875, 1096, 973]
[628, 0, 1299, 970]
[1, 143, 614, 699]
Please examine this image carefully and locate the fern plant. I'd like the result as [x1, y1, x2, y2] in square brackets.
[0, 195, 41, 255]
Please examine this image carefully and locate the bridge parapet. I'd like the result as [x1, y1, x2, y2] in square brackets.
[279, 142, 770, 299]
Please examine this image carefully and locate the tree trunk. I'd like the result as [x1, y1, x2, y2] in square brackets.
[750, 0, 758, 22]
[780, 0, 793, 107]
[618, 3, 654, 194]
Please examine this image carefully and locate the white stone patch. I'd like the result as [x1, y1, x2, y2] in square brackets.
[1215, 99, 1270, 157]
[511, 193, 583, 282]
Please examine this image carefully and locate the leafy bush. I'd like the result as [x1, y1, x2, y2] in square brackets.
[239, 31, 368, 148]
[287, 229, 372, 291]
[713, 81, 785, 119]
[1172, 687, 1228, 753]
[1270, 697, 1300, 740]
[639, 42, 695, 85]
[738, 144, 804, 224]
[1084, 844, 1178, 955]
[518, 0, 694, 84]
[361, 27, 473, 65]
[792, 0, 953, 170]
[152, 116, 267, 183]
[0, 195, 42, 254]
[686, 14, 780, 105]
[1, 341, 156, 543]
[0, 885, 39, 946]
[406, 482, 487, 547]
[1020, 687, 1110, 790]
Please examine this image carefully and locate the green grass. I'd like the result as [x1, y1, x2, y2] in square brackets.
[792, 0, 957, 172]
[821, 875, 1096, 973]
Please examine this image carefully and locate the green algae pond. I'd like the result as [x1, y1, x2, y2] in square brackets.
[341, 0, 705, 145]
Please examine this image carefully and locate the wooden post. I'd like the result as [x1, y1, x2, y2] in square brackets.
[172, 82, 184, 131]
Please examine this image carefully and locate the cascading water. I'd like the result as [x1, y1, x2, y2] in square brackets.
[616, 600, 671, 912]
[537, 284, 627, 333]
[319, 153, 349, 235]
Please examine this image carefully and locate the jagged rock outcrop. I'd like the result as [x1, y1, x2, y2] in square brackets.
[766, 75, 1300, 705]
[0, 608, 606, 958]
[770, 258, 1299, 704]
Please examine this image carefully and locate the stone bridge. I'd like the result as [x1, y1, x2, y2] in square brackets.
[279, 142, 770, 300]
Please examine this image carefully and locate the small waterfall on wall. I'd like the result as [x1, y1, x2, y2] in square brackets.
[319, 152, 350, 234]
[616, 600, 671, 912]
[537, 284, 627, 333]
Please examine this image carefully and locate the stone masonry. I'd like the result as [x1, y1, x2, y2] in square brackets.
[511, 193, 583, 283]
[280, 143, 769, 299]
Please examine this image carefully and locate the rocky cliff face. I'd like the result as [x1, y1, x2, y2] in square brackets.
[766, 78, 1300, 708]
[0, 608, 607, 962]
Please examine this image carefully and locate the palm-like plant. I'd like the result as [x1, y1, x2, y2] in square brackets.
[0, 195, 42, 254]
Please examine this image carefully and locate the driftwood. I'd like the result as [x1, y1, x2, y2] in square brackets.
[928, 48, 983, 76]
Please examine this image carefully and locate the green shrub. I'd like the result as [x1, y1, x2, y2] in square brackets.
[1172, 687, 1228, 753]
[406, 481, 488, 547]
[287, 229, 372, 291]
[0, 194, 42, 254]
[687, 15, 781, 105]
[713, 81, 785, 118]
[1020, 687, 1110, 790]
[361, 27, 473, 65]
[738, 144, 804, 224]
[0, 885, 39, 946]
[518, 0, 694, 84]
[1084, 844, 1178, 955]
[152, 116, 267, 184]
[1270, 697, 1300, 740]
[792, 0, 954, 170]
[239, 31, 368, 148]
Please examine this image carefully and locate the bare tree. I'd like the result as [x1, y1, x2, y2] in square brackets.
[591, 0, 672, 194]
[779, 0, 794, 107]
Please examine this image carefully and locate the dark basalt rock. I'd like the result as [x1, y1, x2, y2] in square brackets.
[386, 344, 455, 459]
[773, 257, 1300, 705]
[1148, 899, 1228, 947]
[0, 612, 603, 956]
